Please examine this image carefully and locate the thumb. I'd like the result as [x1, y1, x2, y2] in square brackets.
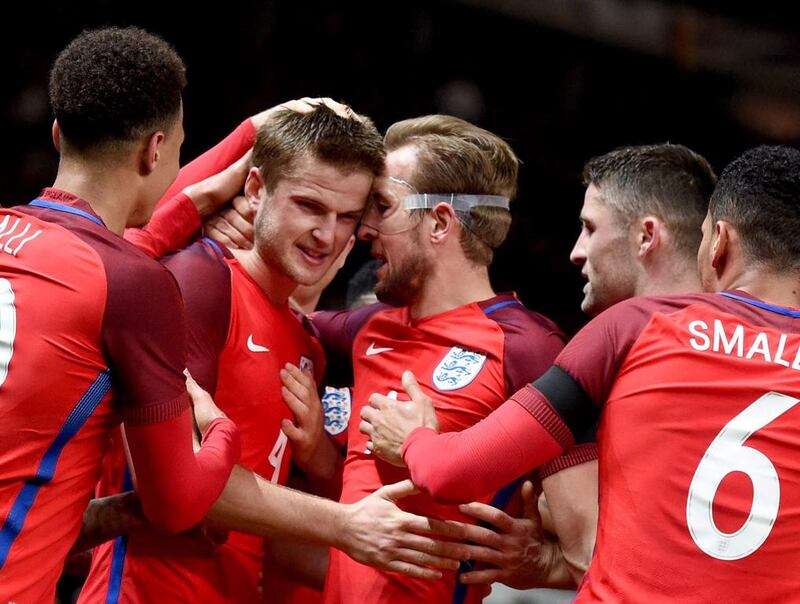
[184, 369, 204, 401]
[521, 480, 543, 531]
[281, 419, 303, 443]
[401, 371, 426, 402]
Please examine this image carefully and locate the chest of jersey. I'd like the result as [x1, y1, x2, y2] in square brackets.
[343, 305, 508, 503]
[214, 263, 323, 484]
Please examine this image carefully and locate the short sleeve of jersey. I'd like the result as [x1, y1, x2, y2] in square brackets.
[161, 240, 232, 393]
[488, 303, 566, 392]
[101, 245, 189, 425]
[308, 303, 388, 386]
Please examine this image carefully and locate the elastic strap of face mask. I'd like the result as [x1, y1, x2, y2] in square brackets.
[402, 193, 510, 248]
[402, 194, 510, 212]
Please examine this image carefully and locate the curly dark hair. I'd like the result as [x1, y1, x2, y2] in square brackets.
[710, 145, 800, 271]
[49, 26, 186, 151]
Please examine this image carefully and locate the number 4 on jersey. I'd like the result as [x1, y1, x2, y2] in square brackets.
[686, 391, 800, 560]
[268, 430, 289, 484]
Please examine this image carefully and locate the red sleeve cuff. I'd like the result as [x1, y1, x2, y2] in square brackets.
[400, 426, 438, 464]
[536, 443, 598, 480]
[201, 417, 241, 464]
[122, 391, 190, 425]
[510, 385, 574, 450]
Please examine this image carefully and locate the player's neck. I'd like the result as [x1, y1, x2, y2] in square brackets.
[409, 262, 495, 319]
[233, 247, 295, 305]
[637, 262, 702, 297]
[725, 269, 800, 310]
[51, 161, 136, 235]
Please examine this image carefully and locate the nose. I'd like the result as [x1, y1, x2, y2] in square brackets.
[313, 214, 337, 247]
[357, 220, 378, 241]
[569, 233, 586, 266]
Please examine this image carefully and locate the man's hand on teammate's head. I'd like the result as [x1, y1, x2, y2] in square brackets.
[185, 370, 228, 434]
[280, 362, 339, 481]
[183, 150, 252, 219]
[455, 480, 575, 590]
[360, 371, 439, 467]
[250, 97, 359, 130]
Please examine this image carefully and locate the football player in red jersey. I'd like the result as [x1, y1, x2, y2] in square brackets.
[364, 144, 800, 603]
[0, 27, 241, 603]
[307, 115, 576, 604]
[79, 103, 383, 604]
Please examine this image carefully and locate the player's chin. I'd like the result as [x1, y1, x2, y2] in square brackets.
[580, 293, 597, 316]
[296, 261, 333, 286]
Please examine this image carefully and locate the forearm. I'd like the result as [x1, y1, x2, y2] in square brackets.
[402, 393, 569, 503]
[161, 118, 255, 204]
[125, 411, 240, 533]
[541, 459, 598, 583]
[206, 465, 348, 548]
[125, 192, 201, 257]
[527, 539, 578, 590]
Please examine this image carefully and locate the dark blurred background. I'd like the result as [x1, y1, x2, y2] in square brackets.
[2, 0, 799, 334]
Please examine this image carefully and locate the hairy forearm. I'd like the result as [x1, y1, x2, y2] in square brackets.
[531, 539, 579, 590]
[205, 465, 347, 548]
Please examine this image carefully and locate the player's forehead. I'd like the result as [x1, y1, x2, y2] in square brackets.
[371, 146, 420, 206]
[581, 183, 616, 224]
[279, 155, 372, 212]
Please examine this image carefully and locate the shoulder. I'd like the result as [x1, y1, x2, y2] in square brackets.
[592, 292, 713, 332]
[480, 295, 565, 342]
[479, 294, 567, 391]
[161, 238, 230, 283]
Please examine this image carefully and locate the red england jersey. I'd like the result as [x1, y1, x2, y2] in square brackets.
[0, 191, 190, 602]
[80, 239, 325, 603]
[567, 293, 800, 602]
[401, 291, 800, 603]
[311, 295, 565, 604]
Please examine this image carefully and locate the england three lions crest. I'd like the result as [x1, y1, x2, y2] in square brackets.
[321, 386, 351, 436]
[432, 346, 487, 391]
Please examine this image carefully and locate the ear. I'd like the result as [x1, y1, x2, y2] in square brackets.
[52, 120, 61, 152]
[710, 220, 730, 272]
[141, 130, 166, 176]
[429, 202, 458, 245]
[636, 216, 662, 258]
[244, 167, 267, 212]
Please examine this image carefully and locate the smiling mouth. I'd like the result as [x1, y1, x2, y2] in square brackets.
[298, 245, 330, 265]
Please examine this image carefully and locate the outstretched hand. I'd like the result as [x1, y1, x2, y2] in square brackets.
[342, 479, 503, 579]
